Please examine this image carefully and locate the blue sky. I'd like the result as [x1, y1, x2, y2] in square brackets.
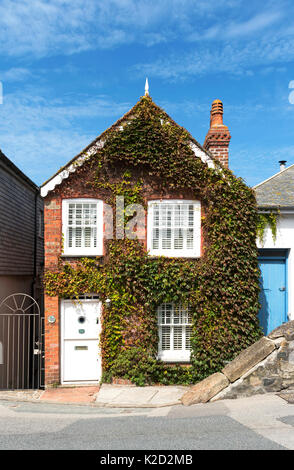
[0, 0, 293, 187]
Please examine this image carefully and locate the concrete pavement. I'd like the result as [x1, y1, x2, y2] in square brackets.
[0, 384, 188, 407]
[41, 386, 99, 404]
[95, 384, 188, 407]
[0, 393, 293, 449]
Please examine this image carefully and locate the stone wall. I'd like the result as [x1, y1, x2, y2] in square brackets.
[182, 321, 294, 405]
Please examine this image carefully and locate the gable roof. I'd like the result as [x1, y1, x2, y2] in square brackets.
[254, 163, 294, 209]
[40, 96, 220, 198]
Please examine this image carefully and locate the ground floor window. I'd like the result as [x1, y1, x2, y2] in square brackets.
[158, 303, 192, 362]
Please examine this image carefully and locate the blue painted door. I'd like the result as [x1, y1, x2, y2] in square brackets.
[258, 258, 287, 335]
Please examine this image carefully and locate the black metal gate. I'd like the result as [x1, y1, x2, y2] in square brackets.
[0, 293, 44, 390]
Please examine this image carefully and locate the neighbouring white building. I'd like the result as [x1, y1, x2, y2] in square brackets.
[254, 161, 294, 334]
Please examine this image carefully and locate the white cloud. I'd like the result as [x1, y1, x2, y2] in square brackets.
[0, 89, 131, 184]
[0, 0, 94, 56]
[0, 0, 252, 57]
[188, 11, 282, 42]
[225, 11, 282, 38]
[132, 29, 294, 80]
[0, 68, 32, 82]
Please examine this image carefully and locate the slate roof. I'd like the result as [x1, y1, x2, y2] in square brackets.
[254, 163, 294, 209]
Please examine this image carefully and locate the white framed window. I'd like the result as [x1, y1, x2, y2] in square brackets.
[158, 303, 192, 362]
[62, 199, 103, 256]
[147, 200, 201, 258]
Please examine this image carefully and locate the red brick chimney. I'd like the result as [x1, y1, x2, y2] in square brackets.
[203, 100, 231, 168]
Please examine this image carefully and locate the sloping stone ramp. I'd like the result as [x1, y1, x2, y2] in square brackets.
[182, 321, 294, 406]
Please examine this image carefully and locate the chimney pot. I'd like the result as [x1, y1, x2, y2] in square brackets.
[210, 100, 224, 127]
[279, 160, 287, 171]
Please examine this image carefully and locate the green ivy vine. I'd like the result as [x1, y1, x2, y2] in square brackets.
[45, 96, 262, 385]
[257, 211, 279, 245]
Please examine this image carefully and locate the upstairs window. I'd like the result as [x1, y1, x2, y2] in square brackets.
[62, 199, 103, 256]
[158, 303, 192, 362]
[147, 200, 201, 258]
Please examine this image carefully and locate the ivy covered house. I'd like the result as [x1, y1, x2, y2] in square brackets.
[41, 91, 261, 387]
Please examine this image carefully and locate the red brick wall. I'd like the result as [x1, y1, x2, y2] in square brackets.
[44, 194, 62, 385]
[203, 132, 231, 168]
[44, 296, 59, 385]
[43, 163, 205, 385]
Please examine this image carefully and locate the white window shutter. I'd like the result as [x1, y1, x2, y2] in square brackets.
[62, 199, 103, 256]
[158, 304, 192, 362]
[147, 200, 201, 258]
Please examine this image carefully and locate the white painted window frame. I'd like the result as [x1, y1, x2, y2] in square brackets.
[158, 303, 192, 362]
[62, 199, 103, 256]
[147, 199, 201, 258]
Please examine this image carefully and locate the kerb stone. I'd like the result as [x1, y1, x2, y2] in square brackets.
[222, 337, 276, 383]
[181, 373, 229, 406]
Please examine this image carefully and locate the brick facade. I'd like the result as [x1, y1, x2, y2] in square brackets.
[43, 163, 204, 385]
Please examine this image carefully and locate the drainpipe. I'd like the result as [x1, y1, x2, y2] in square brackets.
[31, 188, 39, 300]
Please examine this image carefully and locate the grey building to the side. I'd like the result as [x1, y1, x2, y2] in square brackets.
[255, 163, 294, 209]
[254, 162, 294, 336]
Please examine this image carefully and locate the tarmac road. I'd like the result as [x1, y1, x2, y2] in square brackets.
[0, 393, 293, 450]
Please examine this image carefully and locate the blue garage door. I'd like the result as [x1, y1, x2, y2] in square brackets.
[258, 252, 288, 335]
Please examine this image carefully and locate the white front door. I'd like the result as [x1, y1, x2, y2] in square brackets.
[61, 298, 102, 383]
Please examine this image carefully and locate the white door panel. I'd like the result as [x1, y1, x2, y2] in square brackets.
[63, 301, 101, 340]
[63, 340, 101, 382]
[61, 299, 102, 383]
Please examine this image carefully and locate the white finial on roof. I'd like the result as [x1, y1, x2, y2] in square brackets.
[145, 77, 149, 96]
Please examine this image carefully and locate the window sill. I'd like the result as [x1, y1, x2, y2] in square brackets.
[60, 253, 103, 258]
[158, 352, 191, 362]
[148, 253, 200, 259]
